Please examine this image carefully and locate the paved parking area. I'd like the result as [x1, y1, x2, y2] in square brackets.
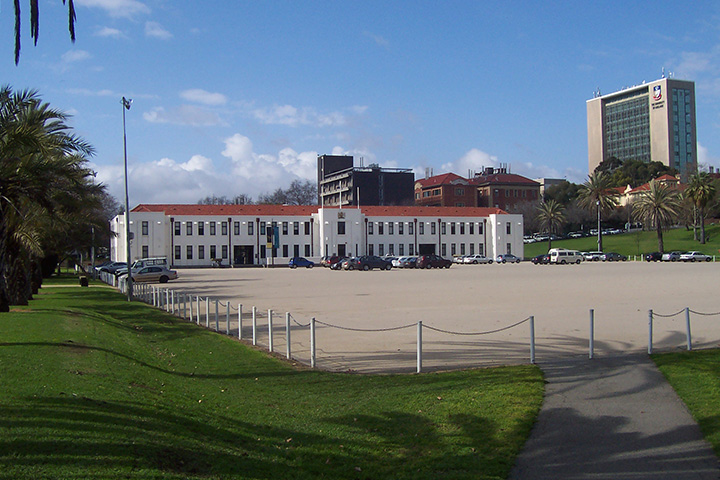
[165, 262, 720, 373]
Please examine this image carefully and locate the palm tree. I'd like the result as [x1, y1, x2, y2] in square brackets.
[685, 173, 716, 244]
[536, 199, 566, 250]
[577, 172, 617, 252]
[0, 86, 96, 311]
[632, 180, 682, 253]
[11, 1, 76, 65]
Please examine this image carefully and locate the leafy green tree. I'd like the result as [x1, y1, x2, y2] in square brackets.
[684, 173, 716, 244]
[543, 180, 581, 205]
[0, 86, 97, 310]
[577, 172, 618, 251]
[536, 200, 565, 250]
[632, 180, 682, 253]
[10, 1, 77, 64]
[258, 180, 317, 205]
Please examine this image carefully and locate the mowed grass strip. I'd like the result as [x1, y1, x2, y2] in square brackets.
[0, 280, 543, 480]
[653, 350, 720, 457]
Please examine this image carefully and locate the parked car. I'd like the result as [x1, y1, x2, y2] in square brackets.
[661, 251, 683, 262]
[97, 261, 127, 274]
[453, 255, 467, 264]
[289, 257, 315, 269]
[329, 257, 348, 270]
[583, 251, 603, 262]
[463, 254, 493, 264]
[399, 256, 417, 268]
[350, 255, 393, 271]
[644, 252, 663, 262]
[119, 265, 178, 283]
[341, 257, 357, 270]
[680, 251, 712, 262]
[416, 254, 452, 269]
[496, 254, 521, 264]
[602, 252, 627, 262]
[320, 255, 341, 267]
[531, 254, 550, 265]
[549, 248, 583, 264]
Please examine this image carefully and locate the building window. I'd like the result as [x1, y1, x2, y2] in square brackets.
[455, 188, 464, 195]
[186, 245, 193, 260]
[260, 222, 266, 235]
[388, 223, 394, 235]
[174, 245, 181, 260]
[460, 223, 465, 235]
[283, 245, 289, 257]
[388, 244, 394, 255]
[260, 245, 266, 258]
[451, 243, 456, 255]
[210, 245, 217, 259]
[234, 222, 240, 235]
[431, 223, 436, 235]
[368, 222, 374, 235]
[409, 244, 414, 255]
[450, 222, 456, 235]
[419, 222, 424, 235]
[221, 222, 228, 235]
[469, 243, 475, 255]
[378, 222, 384, 235]
[441, 222, 446, 235]
[304, 245, 310, 256]
[174, 222, 181, 236]
[338, 221, 346, 235]
[409, 222, 413, 235]
[186, 223, 193, 235]
[399, 223, 404, 235]
[399, 244, 404, 255]
[432, 188, 441, 196]
[282, 222, 288, 235]
[304, 222, 310, 235]
[369, 244, 374, 255]
[293, 222, 299, 235]
[378, 244, 385, 256]
[506, 222, 511, 235]
[198, 222, 205, 235]
[248, 222, 254, 235]
[141, 221, 148, 235]
[222, 245, 228, 259]
[142, 245, 149, 257]
[441, 244, 447, 257]
[478, 222, 483, 234]
[456, 202, 465, 207]
[507, 242, 512, 255]
[469, 223, 474, 235]
[460, 243, 466, 255]
[293, 245, 300, 257]
[478, 244, 484, 255]
[198, 245, 205, 259]
[210, 222, 216, 235]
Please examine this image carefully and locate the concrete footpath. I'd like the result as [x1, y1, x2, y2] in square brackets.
[509, 354, 720, 480]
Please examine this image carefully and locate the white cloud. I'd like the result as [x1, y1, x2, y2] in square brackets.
[143, 105, 224, 126]
[61, 49, 92, 63]
[252, 104, 347, 127]
[94, 26, 126, 38]
[75, 0, 150, 18]
[145, 21, 172, 40]
[363, 31, 389, 48]
[180, 89, 228, 106]
[698, 142, 720, 171]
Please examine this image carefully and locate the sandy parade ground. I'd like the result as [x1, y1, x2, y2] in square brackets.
[151, 261, 720, 373]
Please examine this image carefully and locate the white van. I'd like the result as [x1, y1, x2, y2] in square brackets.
[548, 248, 583, 264]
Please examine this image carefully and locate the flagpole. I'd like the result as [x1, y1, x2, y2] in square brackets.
[122, 97, 133, 301]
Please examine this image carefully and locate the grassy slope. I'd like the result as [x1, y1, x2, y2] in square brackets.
[0, 281, 543, 480]
[524, 223, 720, 258]
[653, 350, 720, 457]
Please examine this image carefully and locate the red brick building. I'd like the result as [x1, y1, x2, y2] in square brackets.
[414, 173, 477, 207]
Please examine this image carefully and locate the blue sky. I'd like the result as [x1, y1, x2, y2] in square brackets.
[4, 0, 720, 205]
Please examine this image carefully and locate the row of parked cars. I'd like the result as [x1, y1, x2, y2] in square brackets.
[644, 251, 713, 262]
[95, 258, 178, 283]
[531, 248, 627, 265]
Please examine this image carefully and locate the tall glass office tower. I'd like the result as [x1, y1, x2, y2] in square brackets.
[587, 78, 697, 181]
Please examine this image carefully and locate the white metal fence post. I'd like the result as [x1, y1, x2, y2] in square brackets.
[205, 297, 210, 328]
[310, 317, 316, 368]
[648, 310, 653, 355]
[529, 316, 536, 364]
[165, 289, 170, 312]
[685, 307, 692, 351]
[226, 302, 230, 335]
[252, 306, 257, 345]
[238, 304, 243, 339]
[189, 294, 193, 323]
[286, 312, 291, 360]
[589, 309, 594, 360]
[417, 321, 423, 373]
[171, 290, 175, 314]
[196, 296, 200, 325]
[268, 309, 273, 352]
[215, 299, 219, 331]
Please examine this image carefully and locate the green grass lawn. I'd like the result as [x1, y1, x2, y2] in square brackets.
[524, 223, 720, 259]
[653, 350, 720, 457]
[0, 278, 544, 479]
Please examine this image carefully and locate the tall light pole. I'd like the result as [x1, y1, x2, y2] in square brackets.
[596, 199, 602, 252]
[122, 97, 133, 301]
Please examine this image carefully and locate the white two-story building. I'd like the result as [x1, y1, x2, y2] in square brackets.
[111, 204, 524, 267]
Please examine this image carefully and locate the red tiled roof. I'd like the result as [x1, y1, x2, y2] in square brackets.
[469, 173, 540, 186]
[131, 204, 508, 217]
[627, 175, 683, 195]
[414, 173, 467, 188]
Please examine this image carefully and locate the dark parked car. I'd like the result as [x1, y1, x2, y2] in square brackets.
[289, 257, 314, 269]
[329, 257, 348, 270]
[531, 254, 550, 265]
[320, 255, 341, 267]
[416, 254, 452, 269]
[644, 252, 663, 262]
[350, 255, 393, 271]
[602, 252, 627, 262]
[97, 261, 127, 274]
